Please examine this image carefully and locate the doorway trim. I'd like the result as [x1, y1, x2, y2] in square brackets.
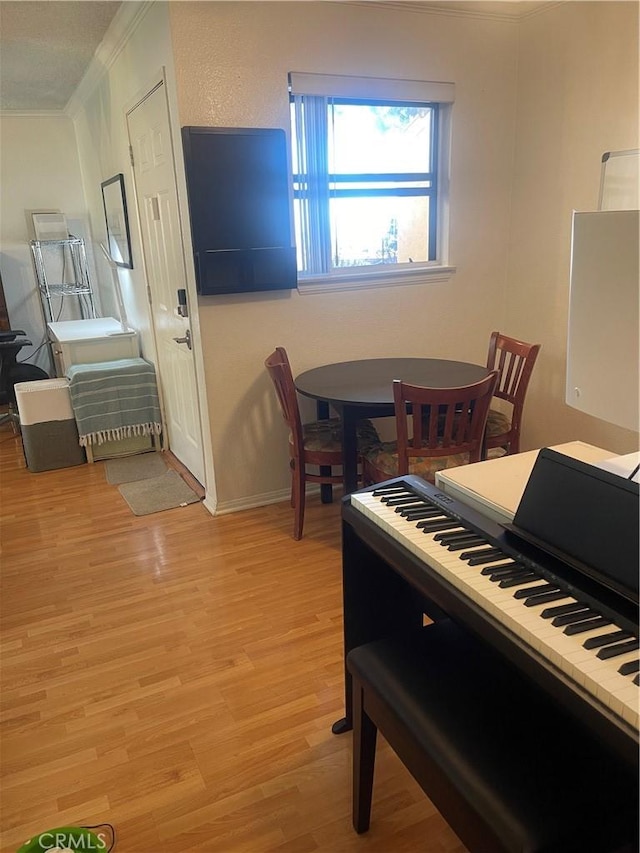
[124, 68, 217, 513]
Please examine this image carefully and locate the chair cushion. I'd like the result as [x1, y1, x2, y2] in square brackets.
[355, 419, 383, 454]
[364, 441, 470, 483]
[299, 418, 343, 452]
[295, 418, 380, 454]
[486, 408, 511, 438]
[486, 446, 508, 460]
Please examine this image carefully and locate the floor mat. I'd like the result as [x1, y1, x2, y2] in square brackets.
[104, 453, 167, 484]
[118, 470, 200, 516]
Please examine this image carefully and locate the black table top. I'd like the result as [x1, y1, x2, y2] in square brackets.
[295, 357, 491, 407]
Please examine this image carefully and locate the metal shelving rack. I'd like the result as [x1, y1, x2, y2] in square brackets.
[30, 237, 97, 323]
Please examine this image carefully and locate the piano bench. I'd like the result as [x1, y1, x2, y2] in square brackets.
[347, 619, 638, 853]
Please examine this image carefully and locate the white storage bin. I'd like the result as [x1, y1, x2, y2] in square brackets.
[15, 378, 85, 472]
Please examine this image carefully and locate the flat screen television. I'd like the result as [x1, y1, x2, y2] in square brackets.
[181, 126, 297, 295]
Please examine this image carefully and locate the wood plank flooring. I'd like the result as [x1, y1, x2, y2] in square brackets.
[0, 425, 466, 852]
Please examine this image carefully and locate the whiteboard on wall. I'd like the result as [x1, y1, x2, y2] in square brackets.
[566, 210, 639, 433]
[598, 149, 639, 210]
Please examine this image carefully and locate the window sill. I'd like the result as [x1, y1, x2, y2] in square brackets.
[296, 264, 456, 294]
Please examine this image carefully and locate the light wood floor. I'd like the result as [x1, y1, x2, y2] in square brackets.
[0, 425, 466, 853]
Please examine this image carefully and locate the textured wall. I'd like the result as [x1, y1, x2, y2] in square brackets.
[169, 1, 519, 509]
[508, 0, 639, 454]
[0, 115, 90, 373]
[4, 2, 636, 513]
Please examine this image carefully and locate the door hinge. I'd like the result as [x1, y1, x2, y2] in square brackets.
[146, 283, 153, 305]
[129, 145, 135, 168]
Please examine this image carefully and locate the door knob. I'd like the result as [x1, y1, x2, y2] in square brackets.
[173, 329, 192, 350]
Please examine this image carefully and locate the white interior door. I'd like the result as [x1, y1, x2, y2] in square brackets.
[127, 82, 205, 484]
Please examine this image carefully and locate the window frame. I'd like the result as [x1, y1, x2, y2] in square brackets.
[288, 77, 455, 294]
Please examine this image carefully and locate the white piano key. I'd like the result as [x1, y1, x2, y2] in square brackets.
[351, 488, 639, 732]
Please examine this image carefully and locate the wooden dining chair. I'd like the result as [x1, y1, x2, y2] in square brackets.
[362, 372, 499, 486]
[265, 347, 380, 539]
[485, 332, 541, 457]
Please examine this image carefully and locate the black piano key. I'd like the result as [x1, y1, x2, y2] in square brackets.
[597, 639, 640, 660]
[395, 502, 433, 512]
[402, 507, 451, 521]
[523, 591, 570, 607]
[447, 537, 488, 551]
[373, 485, 409, 496]
[551, 609, 595, 627]
[583, 630, 634, 650]
[513, 583, 559, 600]
[634, 674, 639, 686]
[459, 546, 501, 560]
[467, 550, 508, 566]
[498, 572, 539, 588]
[435, 530, 472, 542]
[480, 561, 523, 576]
[488, 564, 529, 580]
[384, 495, 427, 506]
[541, 602, 587, 619]
[618, 659, 640, 676]
[401, 507, 447, 519]
[467, 547, 503, 557]
[419, 520, 462, 533]
[414, 510, 447, 520]
[564, 616, 612, 636]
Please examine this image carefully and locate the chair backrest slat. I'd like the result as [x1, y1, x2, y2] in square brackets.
[487, 332, 540, 407]
[392, 372, 499, 475]
[264, 346, 304, 460]
[486, 332, 541, 440]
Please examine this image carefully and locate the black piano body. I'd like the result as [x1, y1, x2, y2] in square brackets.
[338, 449, 639, 770]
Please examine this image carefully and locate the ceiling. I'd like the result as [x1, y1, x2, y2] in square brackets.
[0, 1, 121, 111]
[0, 1, 552, 113]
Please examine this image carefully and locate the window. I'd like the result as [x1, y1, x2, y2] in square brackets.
[289, 72, 455, 291]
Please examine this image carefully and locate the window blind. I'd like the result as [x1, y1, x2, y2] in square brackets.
[288, 72, 455, 104]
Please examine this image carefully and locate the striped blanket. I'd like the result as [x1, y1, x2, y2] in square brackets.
[66, 358, 163, 447]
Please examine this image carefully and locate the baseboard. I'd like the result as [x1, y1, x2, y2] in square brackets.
[210, 481, 341, 516]
[213, 486, 292, 516]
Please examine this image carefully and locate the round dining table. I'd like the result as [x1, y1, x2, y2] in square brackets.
[295, 357, 492, 495]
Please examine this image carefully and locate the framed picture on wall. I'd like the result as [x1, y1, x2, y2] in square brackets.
[101, 173, 133, 268]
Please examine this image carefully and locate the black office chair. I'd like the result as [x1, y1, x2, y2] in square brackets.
[0, 330, 49, 428]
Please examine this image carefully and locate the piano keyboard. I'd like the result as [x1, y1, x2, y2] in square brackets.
[350, 481, 639, 732]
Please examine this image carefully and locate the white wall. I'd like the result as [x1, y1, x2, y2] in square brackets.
[507, 0, 639, 455]
[0, 115, 95, 373]
[169, 0, 519, 509]
[3, 1, 636, 513]
[72, 2, 175, 359]
[70, 0, 216, 505]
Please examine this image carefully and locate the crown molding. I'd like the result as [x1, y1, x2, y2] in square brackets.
[0, 110, 71, 119]
[65, 1, 154, 120]
[515, 1, 565, 20]
[338, 1, 564, 23]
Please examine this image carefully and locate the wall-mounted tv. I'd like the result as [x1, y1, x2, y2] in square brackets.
[181, 126, 297, 296]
